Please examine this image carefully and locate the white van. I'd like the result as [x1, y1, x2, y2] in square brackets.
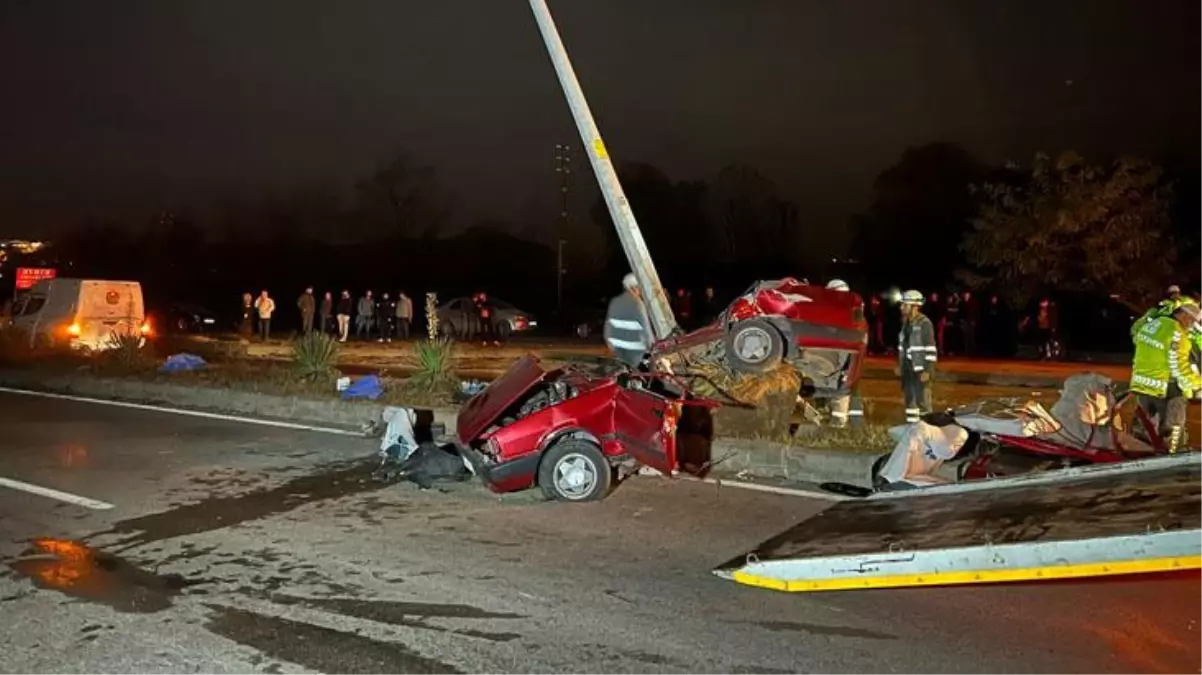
[10, 279, 148, 349]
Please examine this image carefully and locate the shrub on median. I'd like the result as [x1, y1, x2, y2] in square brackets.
[409, 336, 457, 395]
[100, 331, 155, 374]
[291, 331, 340, 382]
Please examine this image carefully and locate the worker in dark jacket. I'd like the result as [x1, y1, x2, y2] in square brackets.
[297, 287, 316, 334]
[604, 273, 653, 369]
[895, 289, 937, 423]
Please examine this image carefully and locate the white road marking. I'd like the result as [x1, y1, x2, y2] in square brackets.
[0, 387, 849, 504]
[684, 475, 850, 502]
[0, 386, 364, 437]
[0, 476, 114, 510]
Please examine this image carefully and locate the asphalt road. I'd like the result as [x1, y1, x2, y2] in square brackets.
[0, 393, 1197, 674]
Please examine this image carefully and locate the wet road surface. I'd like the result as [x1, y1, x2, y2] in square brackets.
[0, 392, 1198, 673]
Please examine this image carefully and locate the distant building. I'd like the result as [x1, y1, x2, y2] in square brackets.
[0, 240, 47, 257]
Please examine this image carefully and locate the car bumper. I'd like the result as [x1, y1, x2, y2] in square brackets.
[459, 443, 541, 493]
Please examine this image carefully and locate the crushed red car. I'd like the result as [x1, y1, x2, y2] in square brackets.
[456, 354, 716, 501]
[653, 278, 868, 396]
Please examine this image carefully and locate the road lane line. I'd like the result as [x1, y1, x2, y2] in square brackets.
[0, 386, 364, 437]
[684, 475, 849, 502]
[0, 476, 114, 510]
[0, 387, 847, 504]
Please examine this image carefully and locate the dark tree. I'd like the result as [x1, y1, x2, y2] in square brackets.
[355, 151, 449, 236]
[961, 151, 1176, 307]
[852, 142, 987, 289]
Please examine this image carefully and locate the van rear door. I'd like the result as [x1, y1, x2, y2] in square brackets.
[80, 281, 144, 342]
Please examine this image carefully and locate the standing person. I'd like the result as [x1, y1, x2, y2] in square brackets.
[396, 291, 413, 340]
[239, 292, 254, 337]
[356, 290, 375, 340]
[962, 290, 980, 356]
[867, 295, 886, 355]
[1167, 284, 1183, 304]
[475, 292, 498, 347]
[297, 287, 316, 335]
[673, 288, 692, 330]
[824, 279, 862, 427]
[604, 273, 652, 369]
[927, 292, 945, 354]
[1134, 293, 1200, 358]
[943, 292, 962, 356]
[253, 290, 276, 341]
[984, 294, 1008, 357]
[319, 291, 334, 334]
[1033, 297, 1060, 359]
[378, 293, 396, 343]
[335, 290, 353, 342]
[1130, 301, 1200, 452]
[895, 290, 937, 423]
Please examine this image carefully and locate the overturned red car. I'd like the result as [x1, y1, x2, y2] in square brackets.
[456, 354, 715, 501]
[654, 278, 868, 396]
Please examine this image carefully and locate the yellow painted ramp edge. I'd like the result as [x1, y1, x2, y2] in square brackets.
[731, 555, 1202, 593]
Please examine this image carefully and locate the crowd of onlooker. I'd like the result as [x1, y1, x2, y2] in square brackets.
[231, 278, 1194, 360]
[238, 288, 416, 343]
[870, 286, 1196, 359]
[864, 291, 1058, 359]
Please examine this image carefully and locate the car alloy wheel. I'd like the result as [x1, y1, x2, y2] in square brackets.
[552, 453, 597, 500]
[539, 438, 612, 502]
[733, 325, 774, 363]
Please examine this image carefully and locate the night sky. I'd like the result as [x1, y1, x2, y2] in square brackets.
[1, 0, 1198, 240]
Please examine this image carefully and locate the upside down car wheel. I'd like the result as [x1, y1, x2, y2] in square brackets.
[724, 318, 785, 373]
[539, 439, 612, 502]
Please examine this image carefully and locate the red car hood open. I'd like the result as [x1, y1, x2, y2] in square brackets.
[456, 354, 548, 443]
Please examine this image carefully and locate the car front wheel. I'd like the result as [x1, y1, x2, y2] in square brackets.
[724, 318, 785, 373]
[539, 439, 612, 502]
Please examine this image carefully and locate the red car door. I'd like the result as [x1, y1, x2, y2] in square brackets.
[610, 387, 677, 475]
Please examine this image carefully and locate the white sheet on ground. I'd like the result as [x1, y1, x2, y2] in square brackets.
[379, 406, 418, 460]
[879, 421, 970, 486]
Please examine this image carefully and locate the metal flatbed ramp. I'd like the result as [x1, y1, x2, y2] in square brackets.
[714, 453, 1201, 592]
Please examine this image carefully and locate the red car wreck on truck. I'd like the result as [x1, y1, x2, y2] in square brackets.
[655, 278, 869, 397]
[457, 355, 716, 501]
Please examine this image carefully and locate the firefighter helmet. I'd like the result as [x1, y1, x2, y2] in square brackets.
[901, 290, 924, 305]
[826, 279, 850, 292]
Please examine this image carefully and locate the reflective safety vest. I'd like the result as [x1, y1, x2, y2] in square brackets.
[604, 290, 652, 368]
[1133, 300, 1201, 360]
[1131, 316, 1200, 398]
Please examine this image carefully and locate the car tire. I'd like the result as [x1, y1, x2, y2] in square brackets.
[724, 319, 785, 373]
[443, 321, 457, 338]
[576, 323, 590, 339]
[538, 439, 612, 502]
[498, 321, 512, 339]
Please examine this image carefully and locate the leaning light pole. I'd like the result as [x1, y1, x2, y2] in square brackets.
[528, 0, 677, 340]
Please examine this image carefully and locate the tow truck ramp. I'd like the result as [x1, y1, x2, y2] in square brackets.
[714, 453, 1201, 592]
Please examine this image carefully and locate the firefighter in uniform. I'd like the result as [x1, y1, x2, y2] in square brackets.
[825, 279, 863, 427]
[1130, 300, 1200, 452]
[604, 273, 654, 369]
[895, 289, 937, 423]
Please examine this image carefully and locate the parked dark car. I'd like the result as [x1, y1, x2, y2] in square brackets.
[435, 296, 537, 339]
[149, 302, 220, 334]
